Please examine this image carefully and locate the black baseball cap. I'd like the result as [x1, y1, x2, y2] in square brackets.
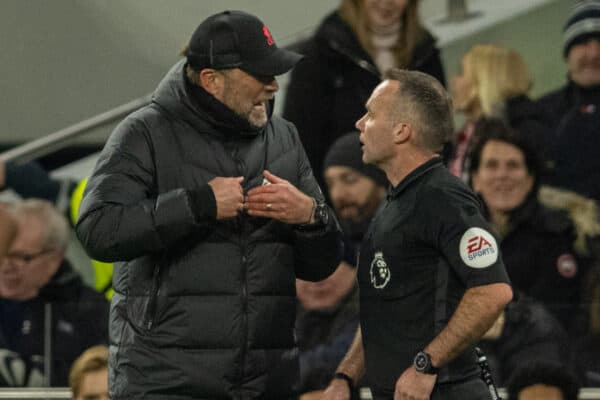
[185, 10, 303, 77]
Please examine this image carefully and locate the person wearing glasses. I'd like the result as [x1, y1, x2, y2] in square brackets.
[0, 199, 108, 387]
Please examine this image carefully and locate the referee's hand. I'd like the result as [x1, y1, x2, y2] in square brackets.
[321, 378, 351, 400]
[394, 366, 436, 400]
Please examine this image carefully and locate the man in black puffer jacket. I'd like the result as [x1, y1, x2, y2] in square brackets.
[75, 10, 343, 400]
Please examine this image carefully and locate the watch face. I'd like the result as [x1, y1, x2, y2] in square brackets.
[414, 352, 429, 372]
[415, 353, 427, 371]
[316, 204, 328, 224]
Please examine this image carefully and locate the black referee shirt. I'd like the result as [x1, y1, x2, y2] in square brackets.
[357, 157, 510, 397]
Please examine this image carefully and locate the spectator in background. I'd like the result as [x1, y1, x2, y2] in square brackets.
[0, 160, 75, 214]
[449, 44, 546, 182]
[0, 206, 17, 262]
[507, 362, 580, 400]
[69, 345, 109, 400]
[534, 0, 600, 202]
[0, 161, 114, 300]
[478, 293, 570, 387]
[0, 199, 108, 387]
[468, 118, 588, 330]
[570, 262, 600, 386]
[283, 0, 445, 188]
[294, 133, 387, 399]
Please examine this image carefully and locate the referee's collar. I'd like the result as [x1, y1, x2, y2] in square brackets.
[389, 156, 444, 199]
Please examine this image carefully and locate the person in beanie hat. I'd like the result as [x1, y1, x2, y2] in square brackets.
[76, 10, 343, 400]
[562, 0, 600, 86]
[290, 132, 387, 397]
[533, 0, 600, 201]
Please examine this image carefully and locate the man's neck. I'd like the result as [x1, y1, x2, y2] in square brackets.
[383, 152, 437, 187]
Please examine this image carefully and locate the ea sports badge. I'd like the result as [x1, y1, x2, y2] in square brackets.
[459, 227, 498, 269]
[370, 251, 391, 289]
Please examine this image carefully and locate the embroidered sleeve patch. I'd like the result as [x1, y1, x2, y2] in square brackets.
[459, 227, 498, 269]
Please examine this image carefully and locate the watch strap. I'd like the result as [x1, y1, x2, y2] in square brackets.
[333, 371, 354, 390]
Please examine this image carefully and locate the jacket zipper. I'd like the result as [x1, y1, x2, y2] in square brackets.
[144, 262, 161, 331]
[328, 39, 380, 78]
[232, 148, 249, 396]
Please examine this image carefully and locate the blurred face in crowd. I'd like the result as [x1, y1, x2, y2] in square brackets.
[75, 368, 109, 400]
[471, 140, 534, 214]
[296, 263, 357, 310]
[356, 80, 398, 168]
[567, 38, 600, 87]
[364, 0, 409, 30]
[325, 166, 385, 224]
[0, 214, 62, 301]
[518, 384, 564, 400]
[210, 68, 278, 128]
[451, 58, 479, 118]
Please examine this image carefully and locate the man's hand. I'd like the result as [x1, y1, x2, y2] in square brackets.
[321, 378, 351, 400]
[394, 366, 436, 400]
[208, 176, 244, 220]
[245, 170, 315, 224]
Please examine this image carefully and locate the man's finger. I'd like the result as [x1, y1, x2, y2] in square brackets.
[245, 190, 278, 201]
[263, 170, 286, 184]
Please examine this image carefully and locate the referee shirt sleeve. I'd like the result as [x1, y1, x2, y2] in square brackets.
[421, 185, 511, 288]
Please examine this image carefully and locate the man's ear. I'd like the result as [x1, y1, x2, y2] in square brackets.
[199, 69, 222, 96]
[392, 121, 411, 145]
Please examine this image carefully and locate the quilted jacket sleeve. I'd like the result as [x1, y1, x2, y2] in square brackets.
[75, 114, 216, 263]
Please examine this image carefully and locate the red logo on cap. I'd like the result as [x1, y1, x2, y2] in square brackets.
[263, 25, 274, 46]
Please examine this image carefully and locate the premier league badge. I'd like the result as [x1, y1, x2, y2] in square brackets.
[370, 251, 391, 289]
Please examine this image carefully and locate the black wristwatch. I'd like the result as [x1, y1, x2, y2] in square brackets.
[333, 371, 354, 390]
[312, 201, 329, 226]
[296, 200, 328, 231]
[413, 351, 439, 375]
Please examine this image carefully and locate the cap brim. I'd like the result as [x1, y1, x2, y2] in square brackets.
[241, 47, 303, 77]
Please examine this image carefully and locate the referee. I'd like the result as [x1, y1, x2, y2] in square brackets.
[322, 69, 513, 400]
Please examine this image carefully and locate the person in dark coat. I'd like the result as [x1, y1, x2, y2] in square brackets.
[75, 10, 343, 400]
[469, 118, 588, 329]
[507, 362, 580, 400]
[282, 0, 445, 189]
[0, 199, 108, 387]
[533, 1, 600, 201]
[478, 293, 570, 386]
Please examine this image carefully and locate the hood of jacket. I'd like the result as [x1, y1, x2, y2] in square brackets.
[152, 60, 275, 139]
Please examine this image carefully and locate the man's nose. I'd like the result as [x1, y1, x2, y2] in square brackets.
[356, 114, 366, 131]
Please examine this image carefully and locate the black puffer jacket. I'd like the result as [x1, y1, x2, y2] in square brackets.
[76, 60, 342, 400]
[283, 11, 445, 187]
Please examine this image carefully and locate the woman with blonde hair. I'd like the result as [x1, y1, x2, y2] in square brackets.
[283, 0, 445, 188]
[449, 44, 547, 182]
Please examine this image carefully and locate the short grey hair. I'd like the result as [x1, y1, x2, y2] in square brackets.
[10, 199, 70, 251]
[384, 68, 454, 153]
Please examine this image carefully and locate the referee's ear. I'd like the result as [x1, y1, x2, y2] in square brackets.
[392, 121, 411, 145]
